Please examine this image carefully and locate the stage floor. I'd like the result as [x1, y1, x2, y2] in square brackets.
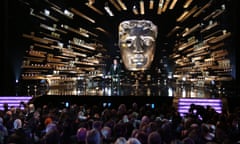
[29, 83, 224, 98]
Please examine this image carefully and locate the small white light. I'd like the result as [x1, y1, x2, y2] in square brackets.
[44, 9, 50, 16]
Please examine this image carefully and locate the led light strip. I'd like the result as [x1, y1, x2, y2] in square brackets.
[179, 98, 222, 102]
[0, 96, 32, 99]
[178, 98, 223, 117]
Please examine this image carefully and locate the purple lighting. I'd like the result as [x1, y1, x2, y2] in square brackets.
[179, 98, 221, 103]
[0, 101, 29, 104]
[178, 102, 222, 106]
[178, 109, 222, 114]
[0, 96, 32, 110]
[0, 96, 32, 100]
[178, 98, 223, 117]
[178, 106, 222, 110]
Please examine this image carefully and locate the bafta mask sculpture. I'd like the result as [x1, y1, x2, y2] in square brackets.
[119, 20, 158, 71]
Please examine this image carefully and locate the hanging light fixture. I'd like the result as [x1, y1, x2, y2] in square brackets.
[104, 2, 114, 16]
[183, 0, 193, 8]
[149, 0, 154, 10]
[132, 5, 139, 15]
[140, 0, 145, 15]
[169, 0, 177, 10]
[117, 0, 127, 10]
[157, 0, 164, 14]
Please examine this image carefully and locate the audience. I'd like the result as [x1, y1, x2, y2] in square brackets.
[0, 100, 239, 144]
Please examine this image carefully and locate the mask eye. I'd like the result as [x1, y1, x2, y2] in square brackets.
[123, 37, 134, 47]
[143, 38, 153, 46]
[141, 36, 154, 47]
[126, 40, 132, 46]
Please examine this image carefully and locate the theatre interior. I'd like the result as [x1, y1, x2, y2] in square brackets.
[1, 0, 240, 143]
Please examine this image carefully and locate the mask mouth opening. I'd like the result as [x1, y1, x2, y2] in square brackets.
[130, 54, 147, 66]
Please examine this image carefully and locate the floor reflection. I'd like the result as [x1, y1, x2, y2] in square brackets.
[18, 77, 228, 98]
[34, 83, 216, 98]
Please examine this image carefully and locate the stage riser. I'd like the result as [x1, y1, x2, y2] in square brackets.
[32, 95, 174, 110]
[0, 96, 174, 111]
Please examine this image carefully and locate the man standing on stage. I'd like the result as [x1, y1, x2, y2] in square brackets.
[109, 58, 121, 88]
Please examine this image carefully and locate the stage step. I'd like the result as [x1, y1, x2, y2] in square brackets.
[0, 96, 33, 110]
[178, 98, 222, 117]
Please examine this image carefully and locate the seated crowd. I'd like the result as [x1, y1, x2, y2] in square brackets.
[0, 100, 239, 144]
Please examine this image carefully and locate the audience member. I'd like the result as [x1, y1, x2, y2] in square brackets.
[126, 137, 141, 144]
[147, 131, 162, 144]
[114, 137, 127, 144]
[0, 117, 8, 144]
[86, 128, 101, 144]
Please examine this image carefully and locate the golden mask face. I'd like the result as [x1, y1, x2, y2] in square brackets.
[119, 20, 158, 71]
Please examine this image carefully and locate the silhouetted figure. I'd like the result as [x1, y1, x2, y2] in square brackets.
[109, 59, 121, 89]
[86, 128, 101, 144]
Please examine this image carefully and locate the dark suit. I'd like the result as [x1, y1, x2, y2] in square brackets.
[109, 64, 121, 87]
[109, 64, 121, 76]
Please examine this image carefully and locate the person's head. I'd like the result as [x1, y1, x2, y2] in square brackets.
[101, 126, 112, 140]
[148, 131, 162, 144]
[44, 117, 53, 126]
[86, 128, 101, 144]
[13, 118, 22, 129]
[77, 127, 87, 142]
[29, 103, 35, 113]
[126, 137, 141, 144]
[92, 120, 103, 131]
[119, 20, 158, 71]
[34, 111, 40, 119]
[114, 137, 127, 144]
[134, 130, 148, 144]
[0, 117, 3, 125]
[113, 59, 118, 65]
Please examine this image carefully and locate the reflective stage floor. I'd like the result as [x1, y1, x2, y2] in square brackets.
[20, 82, 228, 98]
[10, 81, 239, 116]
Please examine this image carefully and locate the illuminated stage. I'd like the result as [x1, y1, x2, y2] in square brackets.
[17, 78, 224, 98]
[2, 80, 238, 118]
[45, 85, 214, 98]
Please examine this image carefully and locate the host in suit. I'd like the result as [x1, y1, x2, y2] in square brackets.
[109, 58, 121, 88]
